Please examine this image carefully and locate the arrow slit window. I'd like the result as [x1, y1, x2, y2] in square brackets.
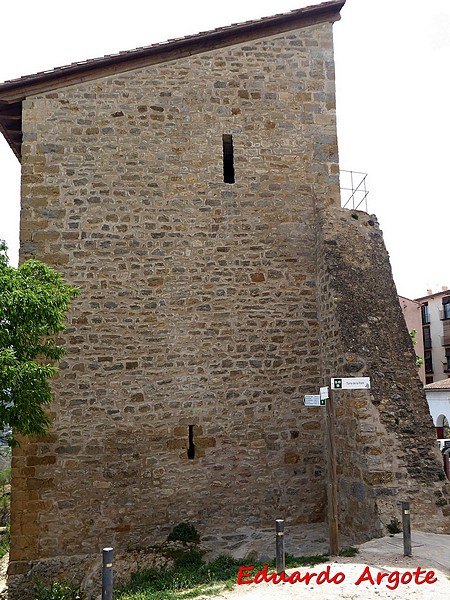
[222, 134, 235, 184]
[187, 424, 196, 460]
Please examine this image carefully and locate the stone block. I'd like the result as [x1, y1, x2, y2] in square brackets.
[167, 439, 188, 450]
[196, 436, 216, 449]
[284, 451, 300, 464]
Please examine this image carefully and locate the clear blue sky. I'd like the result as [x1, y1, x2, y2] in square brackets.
[1, 0, 449, 299]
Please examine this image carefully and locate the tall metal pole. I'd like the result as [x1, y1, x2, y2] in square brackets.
[275, 519, 285, 575]
[102, 547, 114, 600]
[326, 388, 339, 555]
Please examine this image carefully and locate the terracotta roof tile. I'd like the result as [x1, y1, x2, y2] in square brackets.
[425, 379, 450, 390]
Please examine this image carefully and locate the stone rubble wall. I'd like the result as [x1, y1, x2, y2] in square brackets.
[9, 22, 339, 598]
[315, 205, 450, 541]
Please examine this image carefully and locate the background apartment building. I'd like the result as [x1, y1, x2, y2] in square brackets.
[416, 288, 450, 384]
[399, 295, 425, 383]
[402, 288, 450, 385]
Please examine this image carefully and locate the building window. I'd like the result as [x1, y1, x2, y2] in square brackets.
[423, 326, 432, 350]
[445, 348, 450, 373]
[421, 303, 430, 324]
[424, 350, 433, 374]
[425, 375, 434, 384]
[442, 297, 450, 320]
[443, 320, 450, 346]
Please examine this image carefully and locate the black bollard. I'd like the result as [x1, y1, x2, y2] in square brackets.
[275, 519, 285, 575]
[401, 502, 412, 557]
[102, 547, 114, 600]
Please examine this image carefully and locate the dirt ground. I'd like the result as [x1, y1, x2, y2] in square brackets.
[213, 543, 450, 600]
[1, 530, 449, 599]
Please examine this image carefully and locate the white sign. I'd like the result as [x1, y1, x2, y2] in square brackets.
[320, 386, 329, 400]
[304, 395, 326, 406]
[331, 377, 371, 390]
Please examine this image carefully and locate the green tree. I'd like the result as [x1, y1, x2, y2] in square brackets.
[409, 329, 424, 369]
[0, 467, 11, 496]
[0, 242, 79, 445]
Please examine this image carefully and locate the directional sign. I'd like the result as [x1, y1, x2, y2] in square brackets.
[331, 377, 371, 390]
[320, 386, 329, 400]
[304, 394, 326, 406]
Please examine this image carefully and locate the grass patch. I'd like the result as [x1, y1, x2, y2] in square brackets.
[339, 547, 359, 557]
[34, 578, 80, 600]
[115, 552, 329, 600]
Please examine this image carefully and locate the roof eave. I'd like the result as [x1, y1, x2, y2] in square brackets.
[0, 2, 344, 103]
[0, 1, 345, 161]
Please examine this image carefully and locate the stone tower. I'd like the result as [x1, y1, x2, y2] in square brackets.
[0, 1, 448, 596]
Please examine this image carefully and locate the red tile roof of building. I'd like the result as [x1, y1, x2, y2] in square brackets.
[425, 379, 450, 390]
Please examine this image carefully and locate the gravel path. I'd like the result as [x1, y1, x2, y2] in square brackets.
[211, 535, 450, 600]
[213, 555, 450, 599]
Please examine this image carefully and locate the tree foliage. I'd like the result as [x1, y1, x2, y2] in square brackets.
[409, 329, 424, 369]
[0, 242, 79, 444]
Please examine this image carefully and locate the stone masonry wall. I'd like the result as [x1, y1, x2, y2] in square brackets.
[9, 22, 340, 595]
[315, 205, 450, 542]
[314, 204, 380, 540]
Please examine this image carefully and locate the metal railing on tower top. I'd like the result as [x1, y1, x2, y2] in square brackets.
[340, 170, 369, 213]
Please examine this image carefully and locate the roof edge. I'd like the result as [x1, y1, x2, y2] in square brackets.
[424, 381, 450, 390]
[415, 289, 450, 302]
[0, 1, 345, 103]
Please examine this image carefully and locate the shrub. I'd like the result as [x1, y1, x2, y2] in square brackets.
[167, 522, 200, 544]
[386, 517, 402, 534]
[34, 579, 81, 600]
[173, 549, 203, 569]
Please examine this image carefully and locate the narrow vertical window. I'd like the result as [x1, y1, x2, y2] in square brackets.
[222, 134, 235, 184]
[187, 424, 196, 460]
[443, 296, 450, 320]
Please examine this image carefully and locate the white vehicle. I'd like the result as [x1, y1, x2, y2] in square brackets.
[436, 439, 450, 452]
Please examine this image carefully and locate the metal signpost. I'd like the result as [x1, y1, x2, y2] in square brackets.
[326, 385, 339, 556]
[326, 377, 371, 556]
[302, 377, 371, 556]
